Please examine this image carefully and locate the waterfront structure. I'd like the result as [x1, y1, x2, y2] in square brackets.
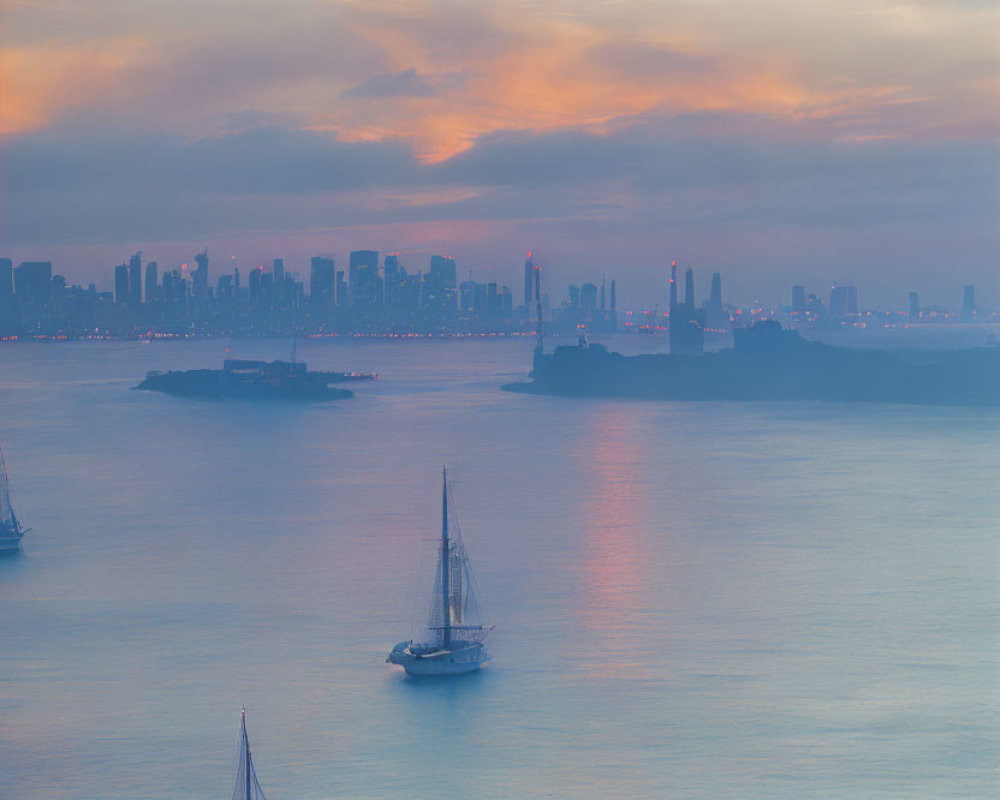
[909, 292, 920, 321]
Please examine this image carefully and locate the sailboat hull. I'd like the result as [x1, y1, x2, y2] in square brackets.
[0, 526, 23, 553]
[387, 641, 489, 676]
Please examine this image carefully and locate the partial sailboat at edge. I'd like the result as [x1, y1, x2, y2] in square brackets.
[0, 448, 27, 553]
[387, 467, 493, 676]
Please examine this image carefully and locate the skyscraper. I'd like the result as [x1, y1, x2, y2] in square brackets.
[145, 261, 159, 304]
[669, 261, 677, 312]
[310, 257, 335, 306]
[684, 267, 695, 309]
[424, 255, 457, 309]
[0, 258, 12, 297]
[384, 254, 401, 306]
[610, 279, 616, 312]
[962, 285, 976, 320]
[193, 250, 209, 299]
[828, 284, 859, 318]
[14, 262, 53, 306]
[129, 251, 142, 304]
[350, 250, 379, 306]
[709, 272, 722, 312]
[523, 253, 534, 307]
[114, 263, 130, 305]
[792, 285, 806, 315]
[908, 291, 920, 321]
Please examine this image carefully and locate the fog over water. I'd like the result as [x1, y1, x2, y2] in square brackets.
[0, 336, 997, 799]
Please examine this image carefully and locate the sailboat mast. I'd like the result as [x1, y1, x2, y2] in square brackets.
[0, 448, 11, 519]
[441, 466, 451, 650]
[242, 709, 251, 800]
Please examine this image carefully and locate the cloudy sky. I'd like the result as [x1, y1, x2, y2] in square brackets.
[1, 0, 997, 305]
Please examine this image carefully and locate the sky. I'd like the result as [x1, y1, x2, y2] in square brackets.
[1, 0, 997, 307]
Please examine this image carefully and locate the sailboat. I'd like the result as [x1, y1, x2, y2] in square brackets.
[231, 709, 269, 800]
[0, 448, 27, 553]
[387, 467, 493, 676]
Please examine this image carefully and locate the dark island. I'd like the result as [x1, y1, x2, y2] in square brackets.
[503, 321, 1000, 405]
[137, 358, 375, 401]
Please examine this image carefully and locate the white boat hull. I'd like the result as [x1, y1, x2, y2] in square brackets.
[387, 641, 489, 676]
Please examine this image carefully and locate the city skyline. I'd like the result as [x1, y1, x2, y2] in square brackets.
[2, 1, 997, 304]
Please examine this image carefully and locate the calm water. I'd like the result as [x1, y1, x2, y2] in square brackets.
[0, 336, 997, 799]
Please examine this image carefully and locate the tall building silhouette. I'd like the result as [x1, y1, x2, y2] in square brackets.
[669, 261, 705, 355]
[908, 291, 920, 321]
[962, 285, 976, 320]
[792, 285, 806, 315]
[114, 264, 129, 304]
[193, 250, 209, 299]
[709, 272, 722, 312]
[145, 261, 158, 304]
[310, 257, 335, 306]
[0, 258, 12, 297]
[129, 251, 142, 304]
[350, 250, 379, 306]
[829, 284, 859, 319]
[523, 253, 534, 307]
[669, 260, 678, 312]
[610, 279, 616, 312]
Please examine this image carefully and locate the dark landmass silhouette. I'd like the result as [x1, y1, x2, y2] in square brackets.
[137, 359, 374, 401]
[503, 321, 1000, 405]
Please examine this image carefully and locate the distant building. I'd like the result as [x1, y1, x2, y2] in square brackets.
[145, 261, 159, 304]
[908, 291, 920, 321]
[384, 254, 401, 307]
[349, 250, 379, 306]
[792, 285, 806, 315]
[335, 270, 347, 307]
[193, 251, 209, 299]
[129, 251, 142, 304]
[580, 282, 598, 315]
[424, 255, 457, 309]
[962, 285, 976, 320]
[709, 272, 722, 313]
[0, 258, 12, 297]
[610, 279, 616, 312]
[523, 253, 534, 307]
[829, 284, 859, 319]
[310, 257, 335, 306]
[669, 261, 704, 355]
[114, 264, 129, 305]
[14, 262, 53, 306]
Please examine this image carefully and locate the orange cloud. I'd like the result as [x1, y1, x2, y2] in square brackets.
[0, 38, 149, 135]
